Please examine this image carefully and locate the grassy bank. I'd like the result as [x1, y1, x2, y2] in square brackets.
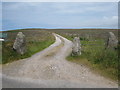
[0, 42, 2, 64]
[67, 37, 118, 81]
[52, 29, 118, 81]
[2, 29, 55, 64]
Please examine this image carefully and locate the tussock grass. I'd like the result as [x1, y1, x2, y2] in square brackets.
[54, 29, 118, 81]
[67, 38, 118, 81]
[27, 29, 119, 82]
[2, 29, 55, 64]
[48, 29, 118, 40]
[0, 42, 2, 64]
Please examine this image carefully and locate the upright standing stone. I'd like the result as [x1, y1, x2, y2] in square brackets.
[106, 32, 118, 49]
[13, 32, 26, 54]
[72, 37, 81, 56]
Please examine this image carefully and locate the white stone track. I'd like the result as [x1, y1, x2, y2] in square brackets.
[1, 33, 118, 88]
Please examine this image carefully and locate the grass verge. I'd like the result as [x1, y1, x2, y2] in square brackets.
[2, 30, 55, 64]
[65, 35, 118, 82]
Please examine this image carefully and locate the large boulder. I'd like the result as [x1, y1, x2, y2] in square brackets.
[106, 32, 118, 49]
[13, 32, 26, 55]
[72, 37, 81, 56]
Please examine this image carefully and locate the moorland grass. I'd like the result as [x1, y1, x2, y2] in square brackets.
[2, 30, 55, 64]
[61, 33, 118, 81]
[46, 29, 119, 83]
[0, 42, 2, 64]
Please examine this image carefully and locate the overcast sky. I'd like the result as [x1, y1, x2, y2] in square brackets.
[2, 2, 118, 30]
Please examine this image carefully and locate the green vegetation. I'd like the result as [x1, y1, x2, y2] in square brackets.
[51, 29, 118, 81]
[0, 42, 2, 64]
[47, 29, 118, 40]
[2, 29, 55, 64]
[67, 37, 118, 81]
[1, 28, 119, 82]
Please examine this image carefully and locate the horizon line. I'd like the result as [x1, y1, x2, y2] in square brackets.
[1, 27, 119, 31]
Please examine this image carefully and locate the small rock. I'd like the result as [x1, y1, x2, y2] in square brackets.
[82, 77, 85, 78]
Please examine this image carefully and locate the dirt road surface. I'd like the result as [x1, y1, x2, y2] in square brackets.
[1, 33, 118, 88]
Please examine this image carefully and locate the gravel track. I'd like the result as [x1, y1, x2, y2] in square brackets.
[1, 33, 118, 88]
